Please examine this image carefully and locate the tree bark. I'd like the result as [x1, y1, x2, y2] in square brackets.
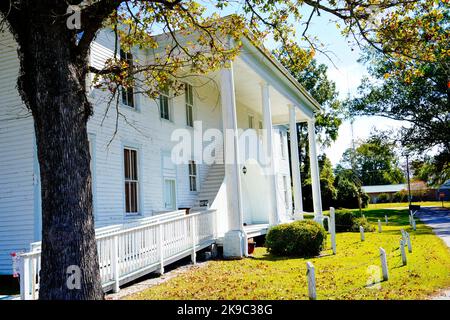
[3, 2, 104, 300]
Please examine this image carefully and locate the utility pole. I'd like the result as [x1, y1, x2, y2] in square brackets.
[406, 154, 412, 206]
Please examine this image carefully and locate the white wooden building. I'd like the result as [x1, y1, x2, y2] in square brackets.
[0, 28, 323, 276]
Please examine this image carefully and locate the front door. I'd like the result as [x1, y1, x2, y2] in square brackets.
[164, 179, 176, 210]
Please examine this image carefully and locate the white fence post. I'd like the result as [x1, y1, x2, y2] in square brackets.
[378, 220, 382, 233]
[409, 213, 412, 226]
[111, 235, 120, 293]
[385, 215, 388, 225]
[400, 239, 407, 265]
[19, 256, 29, 300]
[157, 224, 164, 275]
[412, 218, 416, 231]
[330, 207, 336, 255]
[191, 215, 197, 264]
[306, 261, 316, 300]
[379, 247, 389, 281]
[401, 229, 407, 245]
[406, 232, 412, 253]
[360, 226, 365, 241]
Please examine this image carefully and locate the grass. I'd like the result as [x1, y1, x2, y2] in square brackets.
[367, 201, 449, 209]
[128, 208, 450, 300]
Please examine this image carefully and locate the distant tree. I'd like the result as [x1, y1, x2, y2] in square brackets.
[411, 156, 450, 187]
[339, 134, 405, 186]
[302, 154, 337, 211]
[333, 166, 369, 209]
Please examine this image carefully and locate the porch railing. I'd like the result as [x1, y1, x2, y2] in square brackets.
[18, 209, 217, 300]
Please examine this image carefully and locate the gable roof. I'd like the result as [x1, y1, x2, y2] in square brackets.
[361, 184, 407, 194]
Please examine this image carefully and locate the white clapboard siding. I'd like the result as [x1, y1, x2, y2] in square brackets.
[0, 31, 37, 274]
[0, 29, 224, 274]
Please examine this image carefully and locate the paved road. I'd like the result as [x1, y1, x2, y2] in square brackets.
[415, 207, 450, 300]
[416, 207, 450, 248]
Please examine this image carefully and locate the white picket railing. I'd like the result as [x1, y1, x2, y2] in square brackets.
[18, 209, 217, 300]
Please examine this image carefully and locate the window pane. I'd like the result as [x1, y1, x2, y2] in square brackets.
[186, 105, 193, 127]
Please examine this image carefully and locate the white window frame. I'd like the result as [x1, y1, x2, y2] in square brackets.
[188, 160, 198, 192]
[124, 147, 140, 215]
[159, 88, 172, 121]
[120, 49, 135, 109]
[185, 83, 194, 127]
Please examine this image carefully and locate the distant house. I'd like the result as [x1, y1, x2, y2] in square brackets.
[437, 180, 450, 201]
[361, 184, 407, 203]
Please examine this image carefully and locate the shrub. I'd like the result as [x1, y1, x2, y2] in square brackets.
[392, 190, 407, 202]
[377, 193, 391, 203]
[334, 209, 357, 232]
[351, 217, 375, 232]
[265, 220, 326, 257]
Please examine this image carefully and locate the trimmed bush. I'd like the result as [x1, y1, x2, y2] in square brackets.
[351, 217, 375, 232]
[334, 209, 357, 232]
[377, 193, 391, 203]
[265, 220, 326, 257]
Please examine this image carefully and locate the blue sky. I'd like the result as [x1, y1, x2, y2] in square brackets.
[201, 1, 406, 166]
[304, 12, 405, 166]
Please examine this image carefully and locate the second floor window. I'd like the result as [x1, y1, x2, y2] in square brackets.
[185, 83, 194, 127]
[159, 88, 171, 121]
[188, 160, 197, 192]
[120, 49, 135, 108]
[124, 148, 139, 214]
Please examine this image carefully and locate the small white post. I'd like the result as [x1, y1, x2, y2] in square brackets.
[379, 247, 389, 281]
[400, 239, 407, 265]
[378, 220, 382, 233]
[385, 215, 388, 225]
[362, 214, 366, 219]
[406, 232, 412, 253]
[191, 216, 197, 264]
[111, 235, 120, 293]
[401, 229, 407, 245]
[412, 218, 416, 231]
[409, 214, 412, 226]
[330, 207, 336, 255]
[157, 224, 164, 275]
[360, 225, 365, 241]
[306, 261, 316, 300]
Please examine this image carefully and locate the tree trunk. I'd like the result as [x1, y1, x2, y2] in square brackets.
[6, 4, 104, 300]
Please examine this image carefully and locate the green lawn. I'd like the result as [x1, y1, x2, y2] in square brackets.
[129, 208, 450, 300]
[368, 201, 449, 209]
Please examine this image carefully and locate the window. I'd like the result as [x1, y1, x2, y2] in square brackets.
[188, 160, 197, 192]
[120, 49, 135, 108]
[280, 131, 286, 158]
[124, 148, 139, 214]
[185, 83, 194, 127]
[282, 175, 289, 209]
[258, 120, 263, 130]
[248, 115, 254, 129]
[159, 88, 171, 120]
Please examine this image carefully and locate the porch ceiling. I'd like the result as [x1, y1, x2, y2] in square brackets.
[233, 56, 310, 125]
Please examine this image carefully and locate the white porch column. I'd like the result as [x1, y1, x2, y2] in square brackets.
[289, 105, 303, 217]
[308, 119, 323, 220]
[261, 82, 280, 226]
[220, 62, 246, 259]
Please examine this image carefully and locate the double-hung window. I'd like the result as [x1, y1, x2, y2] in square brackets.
[124, 148, 139, 214]
[188, 160, 197, 192]
[159, 88, 171, 121]
[120, 49, 135, 108]
[185, 83, 194, 127]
